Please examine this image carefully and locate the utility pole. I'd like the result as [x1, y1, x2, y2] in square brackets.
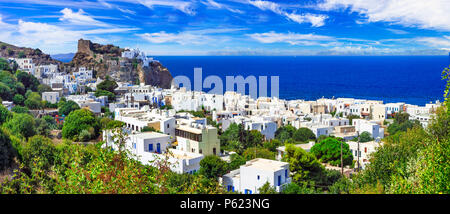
[357, 131, 360, 172]
[341, 140, 343, 176]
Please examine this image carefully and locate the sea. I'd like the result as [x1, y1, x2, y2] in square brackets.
[156, 56, 449, 106]
[57, 55, 449, 106]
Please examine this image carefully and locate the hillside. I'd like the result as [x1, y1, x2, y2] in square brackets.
[0, 41, 62, 66]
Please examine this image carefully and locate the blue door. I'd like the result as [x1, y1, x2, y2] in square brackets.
[278, 175, 281, 186]
[157, 143, 161, 153]
[148, 144, 153, 152]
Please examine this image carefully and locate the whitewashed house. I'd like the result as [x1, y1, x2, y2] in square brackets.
[222, 158, 291, 194]
[42, 91, 60, 104]
[103, 131, 203, 174]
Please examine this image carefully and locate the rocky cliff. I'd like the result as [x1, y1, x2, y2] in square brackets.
[66, 39, 173, 88]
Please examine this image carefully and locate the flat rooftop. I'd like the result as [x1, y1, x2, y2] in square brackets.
[224, 169, 241, 179]
[242, 158, 288, 171]
[132, 132, 170, 139]
[176, 125, 203, 134]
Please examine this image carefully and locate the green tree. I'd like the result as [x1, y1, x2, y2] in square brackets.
[0, 58, 11, 71]
[37, 84, 53, 95]
[0, 104, 12, 124]
[12, 94, 25, 105]
[35, 118, 51, 137]
[16, 71, 39, 92]
[258, 182, 278, 194]
[243, 130, 264, 149]
[199, 155, 229, 179]
[282, 182, 318, 194]
[220, 123, 240, 150]
[95, 89, 115, 102]
[275, 125, 296, 142]
[3, 113, 36, 139]
[292, 127, 316, 142]
[58, 100, 80, 116]
[62, 109, 100, 141]
[242, 147, 275, 160]
[310, 137, 353, 166]
[0, 82, 12, 101]
[359, 131, 373, 143]
[228, 153, 246, 170]
[42, 115, 57, 130]
[263, 139, 283, 152]
[11, 106, 30, 114]
[0, 128, 15, 171]
[22, 135, 56, 170]
[96, 77, 118, 93]
[282, 144, 324, 186]
[24, 92, 43, 109]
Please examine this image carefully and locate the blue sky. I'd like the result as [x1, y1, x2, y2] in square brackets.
[0, 0, 450, 55]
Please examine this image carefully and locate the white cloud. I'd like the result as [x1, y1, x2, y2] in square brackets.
[117, 7, 136, 15]
[201, 0, 244, 14]
[247, 31, 335, 45]
[0, 17, 138, 54]
[137, 28, 245, 45]
[137, 0, 196, 15]
[386, 28, 409, 35]
[248, 0, 328, 27]
[59, 8, 111, 27]
[326, 45, 394, 55]
[414, 36, 450, 48]
[318, 0, 450, 31]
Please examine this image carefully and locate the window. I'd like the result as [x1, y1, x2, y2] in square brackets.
[257, 175, 260, 180]
[148, 144, 153, 152]
[133, 143, 136, 149]
[213, 148, 216, 155]
[277, 175, 281, 186]
[285, 169, 288, 178]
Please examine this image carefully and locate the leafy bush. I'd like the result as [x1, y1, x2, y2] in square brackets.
[3, 113, 36, 139]
[199, 155, 229, 179]
[62, 109, 100, 141]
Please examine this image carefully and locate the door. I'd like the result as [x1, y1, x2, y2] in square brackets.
[278, 175, 281, 186]
[157, 143, 161, 153]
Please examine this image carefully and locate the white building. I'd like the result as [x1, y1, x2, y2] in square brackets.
[114, 108, 176, 141]
[103, 131, 203, 174]
[42, 91, 60, 104]
[78, 100, 101, 114]
[37, 64, 58, 78]
[73, 67, 93, 81]
[176, 120, 221, 156]
[222, 158, 291, 194]
[121, 48, 155, 67]
[352, 119, 384, 140]
[12, 58, 35, 75]
[347, 140, 383, 169]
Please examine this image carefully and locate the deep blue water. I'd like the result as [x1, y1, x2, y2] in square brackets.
[156, 56, 449, 106]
